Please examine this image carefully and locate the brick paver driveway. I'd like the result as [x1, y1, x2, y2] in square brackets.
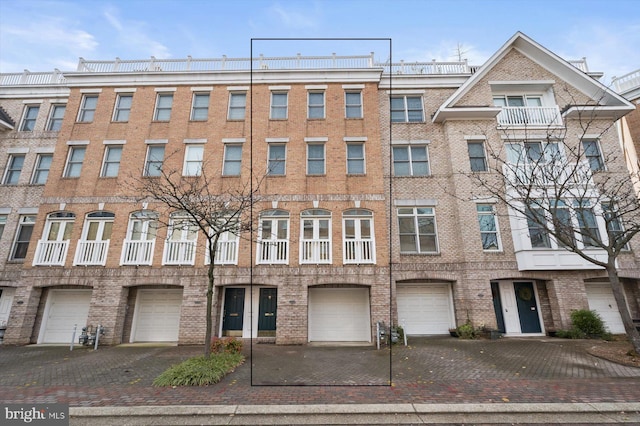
[1, 337, 639, 406]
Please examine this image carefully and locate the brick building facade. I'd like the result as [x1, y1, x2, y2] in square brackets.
[0, 33, 638, 346]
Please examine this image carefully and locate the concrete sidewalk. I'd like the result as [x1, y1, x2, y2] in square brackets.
[1, 337, 639, 423]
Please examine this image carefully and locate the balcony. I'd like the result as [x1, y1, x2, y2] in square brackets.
[343, 239, 376, 264]
[33, 240, 69, 266]
[300, 240, 331, 264]
[74, 240, 110, 266]
[256, 239, 289, 264]
[163, 240, 196, 265]
[515, 249, 607, 271]
[503, 161, 593, 188]
[205, 240, 238, 265]
[496, 106, 562, 127]
[121, 240, 155, 266]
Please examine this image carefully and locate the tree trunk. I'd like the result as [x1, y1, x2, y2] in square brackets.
[606, 264, 640, 354]
[204, 262, 214, 358]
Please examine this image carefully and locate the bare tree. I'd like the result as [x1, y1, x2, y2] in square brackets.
[464, 97, 640, 353]
[134, 155, 262, 357]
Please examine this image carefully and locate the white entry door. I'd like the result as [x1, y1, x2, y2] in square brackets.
[39, 290, 91, 343]
[308, 288, 370, 342]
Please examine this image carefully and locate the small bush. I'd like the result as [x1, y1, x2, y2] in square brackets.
[571, 309, 608, 337]
[210, 336, 243, 354]
[153, 352, 244, 387]
[457, 322, 477, 339]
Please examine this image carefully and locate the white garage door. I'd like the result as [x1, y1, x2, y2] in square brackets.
[40, 290, 91, 344]
[308, 288, 370, 342]
[132, 289, 183, 342]
[586, 284, 625, 334]
[396, 284, 454, 335]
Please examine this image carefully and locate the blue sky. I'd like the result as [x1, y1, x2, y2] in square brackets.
[1, 0, 639, 82]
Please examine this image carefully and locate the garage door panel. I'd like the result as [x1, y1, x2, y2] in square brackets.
[133, 290, 182, 342]
[41, 290, 92, 344]
[586, 284, 625, 334]
[308, 288, 370, 342]
[397, 284, 454, 335]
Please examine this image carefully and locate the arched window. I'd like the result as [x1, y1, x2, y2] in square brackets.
[257, 209, 289, 264]
[300, 209, 331, 264]
[342, 209, 375, 264]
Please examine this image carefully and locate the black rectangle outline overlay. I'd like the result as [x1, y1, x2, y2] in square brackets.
[249, 37, 393, 387]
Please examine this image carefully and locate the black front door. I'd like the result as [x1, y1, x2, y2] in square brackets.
[491, 282, 506, 333]
[258, 288, 277, 336]
[514, 282, 541, 333]
[223, 288, 245, 336]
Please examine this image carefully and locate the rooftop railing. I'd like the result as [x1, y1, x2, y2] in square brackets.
[612, 69, 640, 94]
[0, 69, 66, 86]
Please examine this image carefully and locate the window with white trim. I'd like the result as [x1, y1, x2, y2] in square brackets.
[346, 143, 365, 174]
[78, 95, 98, 122]
[307, 143, 325, 175]
[183, 144, 204, 176]
[121, 210, 157, 266]
[308, 91, 325, 119]
[101, 145, 123, 177]
[64, 146, 86, 178]
[603, 201, 629, 250]
[267, 144, 286, 175]
[222, 144, 242, 176]
[11, 215, 36, 261]
[74, 211, 114, 266]
[270, 92, 288, 119]
[345, 91, 362, 118]
[257, 209, 289, 264]
[228, 92, 246, 120]
[154, 93, 173, 121]
[506, 141, 560, 164]
[300, 209, 331, 263]
[31, 153, 52, 185]
[476, 204, 501, 251]
[391, 95, 423, 122]
[163, 214, 198, 265]
[20, 105, 39, 131]
[113, 94, 132, 122]
[3, 154, 25, 185]
[574, 200, 601, 248]
[467, 141, 487, 172]
[191, 93, 209, 121]
[144, 145, 165, 177]
[0, 215, 6, 240]
[392, 145, 429, 176]
[47, 104, 66, 130]
[525, 203, 551, 248]
[493, 95, 542, 107]
[582, 140, 605, 171]
[397, 207, 438, 253]
[343, 209, 375, 264]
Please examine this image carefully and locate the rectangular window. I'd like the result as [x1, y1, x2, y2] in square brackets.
[267, 144, 286, 175]
[582, 140, 605, 171]
[154, 93, 173, 121]
[397, 207, 438, 253]
[575, 201, 601, 247]
[20, 105, 39, 131]
[113, 94, 132, 122]
[144, 145, 165, 177]
[78, 95, 98, 122]
[345, 91, 362, 118]
[101, 145, 123, 177]
[506, 141, 559, 164]
[3, 154, 25, 185]
[307, 143, 325, 175]
[183, 145, 204, 176]
[0, 215, 6, 240]
[391, 96, 423, 122]
[525, 204, 551, 248]
[228, 92, 246, 120]
[477, 204, 501, 251]
[191, 93, 209, 121]
[346, 143, 365, 174]
[392, 145, 429, 176]
[603, 202, 629, 250]
[47, 104, 66, 131]
[64, 146, 86, 178]
[467, 142, 487, 172]
[11, 215, 35, 261]
[308, 92, 325, 119]
[270, 92, 288, 119]
[552, 200, 575, 247]
[222, 144, 242, 176]
[31, 153, 53, 184]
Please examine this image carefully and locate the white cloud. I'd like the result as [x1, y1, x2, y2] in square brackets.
[268, 2, 319, 29]
[100, 6, 171, 59]
[398, 40, 491, 66]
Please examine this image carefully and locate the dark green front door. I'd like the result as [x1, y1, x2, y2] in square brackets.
[223, 288, 245, 336]
[258, 288, 277, 336]
[514, 282, 541, 333]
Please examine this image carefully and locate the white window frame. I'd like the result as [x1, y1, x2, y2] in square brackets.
[74, 211, 114, 266]
[11, 215, 36, 261]
[47, 104, 66, 131]
[64, 145, 86, 178]
[20, 105, 40, 131]
[222, 144, 242, 176]
[144, 144, 165, 177]
[77, 95, 98, 122]
[0, 214, 7, 241]
[163, 215, 198, 266]
[300, 209, 332, 264]
[392, 145, 430, 176]
[467, 141, 488, 172]
[100, 145, 123, 177]
[307, 143, 325, 175]
[342, 209, 375, 264]
[33, 212, 75, 266]
[476, 204, 502, 251]
[390, 95, 424, 122]
[346, 142, 365, 175]
[397, 207, 439, 254]
[267, 143, 286, 176]
[582, 139, 605, 171]
[183, 144, 204, 176]
[270, 92, 288, 119]
[3, 154, 25, 185]
[154, 93, 173, 121]
[190, 92, 210, 121]
[307, 91, 325, 119]
[205, 219, 240, 265]
[345, 91, 363, 118]
[121, 210, 157, 266]
[31, 153, 53, 185]
[113, 93, 133, 122]
[228, 92, 246, 120]
[505, 140, 561, 164]
[256, 209, 289, 264]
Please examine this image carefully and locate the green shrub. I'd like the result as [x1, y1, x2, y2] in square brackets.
[570, 309, 607, 337]
[457, 322, 477, 339]
[153, 352, 244, 387]
[210, 336, 243, 354]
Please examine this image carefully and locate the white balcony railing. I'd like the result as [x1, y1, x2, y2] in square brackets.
[497, 106, 562, 127]
[256, 239, 289, 264]
[120, 240, 155, 266]
[0, 69, 66, 86]
[162, 240, 196, 265]
[74, 240, 110, 266]
[343, 239, 376, 264]
[503, 161, 593, 188]
[612, 68, 640, 94]
[204, 240, 238, 265]
[300, 239, 331, 264]
[33, 240, 70, 266]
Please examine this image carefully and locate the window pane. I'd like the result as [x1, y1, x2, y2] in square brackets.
[48, 105, 66, 130]
[399, 234, 417, 252]
[229, 93, 246, 119]
[361, 219, 371, 238]
[344, 219, 355, 239]
[419, 235, 437, 252]
[145, 145, 165, 176]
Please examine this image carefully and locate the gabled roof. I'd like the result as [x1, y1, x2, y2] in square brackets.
[433, 32, 635, 122]
[0, 106, 15, 130]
